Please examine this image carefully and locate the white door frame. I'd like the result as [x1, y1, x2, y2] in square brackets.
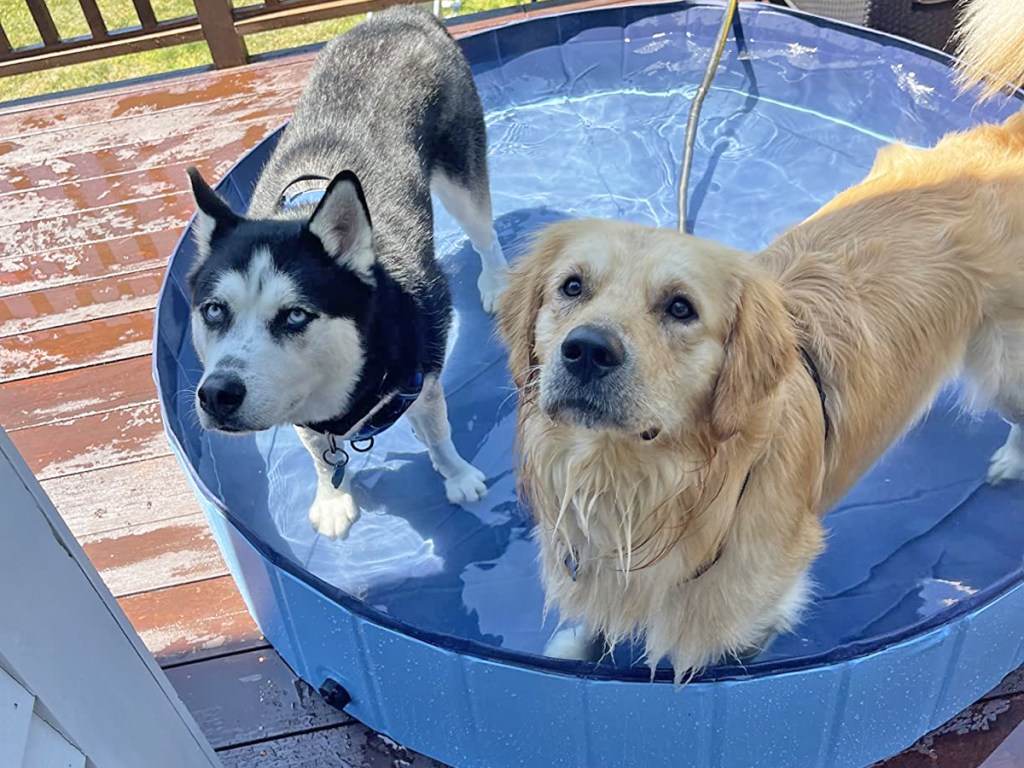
[0, 427, 221, 768]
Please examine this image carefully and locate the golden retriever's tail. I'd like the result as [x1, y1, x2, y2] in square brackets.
[954, 0, 1024, 101]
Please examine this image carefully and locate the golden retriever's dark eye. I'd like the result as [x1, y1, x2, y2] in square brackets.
[561, 276, 583, 298]
[667, 297, 697, 322]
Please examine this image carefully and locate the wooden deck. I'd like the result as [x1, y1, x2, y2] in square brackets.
[1, 3, 1023, 765]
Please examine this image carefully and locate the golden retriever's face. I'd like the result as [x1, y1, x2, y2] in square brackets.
[502, 220, 754, 441]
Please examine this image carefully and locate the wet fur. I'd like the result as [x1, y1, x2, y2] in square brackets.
[499, 0, 1024, 679]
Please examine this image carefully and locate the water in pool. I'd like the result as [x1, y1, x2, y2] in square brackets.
[172, 5, 1024, 677]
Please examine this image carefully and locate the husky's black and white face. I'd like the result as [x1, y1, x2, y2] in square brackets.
[186, 169, 376, 433]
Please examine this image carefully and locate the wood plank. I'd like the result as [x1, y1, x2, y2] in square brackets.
[0, 193, 187, 260]
[193, 0, 248, 69]
[166, 648, 350, 750]
[0, 311, 153, 383]
[0, 55, 310, 140]
[876, 693, 1024, 767]
[217, 722, 447, 768]
[43, 454, 200, 537]
[233, 0, 407, 36]
[0, 23, 206, 79]
[990, 668, 1024, 701]
[0, 159, 229, 226]
[0, 267, 164, 337]
[0, 24, 12, 55]
[0, 88, 295, 173]
[9, 399, 168, 479]
[0, 356, 155, 431]
[0, 115, 286, 195]
[82, 513, 227, 597]
[132, 0, 159, 30]
[0, 230, 180, 297]
[78, 0, 110, 40]
[25, 0, 61, 46]
[119, 575, 263, 664]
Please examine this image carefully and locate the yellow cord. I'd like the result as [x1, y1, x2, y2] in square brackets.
[678, 0, 740, 234]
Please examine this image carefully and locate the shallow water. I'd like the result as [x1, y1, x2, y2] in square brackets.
[160, 3, 1024, 677]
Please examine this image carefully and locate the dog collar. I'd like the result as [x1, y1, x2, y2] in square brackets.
[306, 368, 424, 488]
[279, 174, 332, 209]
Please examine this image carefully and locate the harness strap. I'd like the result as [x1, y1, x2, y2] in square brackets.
[798, 346, 831, 441]
[279, 174, 332, 208]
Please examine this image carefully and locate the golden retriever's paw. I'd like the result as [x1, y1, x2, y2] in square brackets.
[309, 490, 360, 539]
[444, 463, 488, 504]
[478, 264, 509, 314]
[544, 627, 599, 661]
[987, 441, 1024, 485]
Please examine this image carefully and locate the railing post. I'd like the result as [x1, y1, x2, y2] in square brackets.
[193, 0, 248, 69]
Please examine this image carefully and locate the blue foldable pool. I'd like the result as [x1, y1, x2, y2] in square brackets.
[155, 2, 1024, 766]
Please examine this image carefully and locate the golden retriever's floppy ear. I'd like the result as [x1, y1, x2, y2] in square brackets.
[710, 271, 796, 442]
[497, 224, 568, 389]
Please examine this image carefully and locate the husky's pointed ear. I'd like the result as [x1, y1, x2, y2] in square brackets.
[187, 167, 240, 261]
[308, 171, 374, 281]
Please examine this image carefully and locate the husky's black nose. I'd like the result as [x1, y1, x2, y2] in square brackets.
[198, 374, 246, 420]
[561, 325, 624, 383]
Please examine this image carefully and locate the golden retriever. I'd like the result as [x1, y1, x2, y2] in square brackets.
[497, 0, 1024, 680]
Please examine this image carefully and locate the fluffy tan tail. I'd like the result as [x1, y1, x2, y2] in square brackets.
[954, 0, 1024, 101]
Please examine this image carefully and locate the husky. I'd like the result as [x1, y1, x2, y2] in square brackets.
[185, 7, 508, 539]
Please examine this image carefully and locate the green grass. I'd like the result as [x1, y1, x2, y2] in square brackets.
[0, 0, 524, 104]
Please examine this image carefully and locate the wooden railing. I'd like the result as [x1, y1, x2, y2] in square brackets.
[0, 0, 417, 77]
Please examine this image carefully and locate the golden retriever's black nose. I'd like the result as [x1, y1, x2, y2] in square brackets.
[198, 374, 246, 419]
[561, 325, 624, 382]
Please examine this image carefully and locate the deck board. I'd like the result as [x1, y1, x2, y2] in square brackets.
[0, 310, 153, 383]
[0, 357, 156, 431]
[2, 1, 1022, 764]
[0, 268, 164, 337]
[118, 576, 263, 664]
[10, 400, 168, 479]
[40, 454, 200, 537]
[165, 648, 351, 750]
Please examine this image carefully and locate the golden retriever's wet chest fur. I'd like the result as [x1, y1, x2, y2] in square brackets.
[519, 410, 735, 630]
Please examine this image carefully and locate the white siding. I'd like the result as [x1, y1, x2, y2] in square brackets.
[0, 428, 220, 768]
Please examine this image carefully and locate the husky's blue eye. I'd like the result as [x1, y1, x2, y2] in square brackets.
[284, 308, 315, 329]
[201, 302, 226, 324]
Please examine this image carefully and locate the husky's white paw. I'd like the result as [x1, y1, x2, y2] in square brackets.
[477, 265, 509, 314]
[309, 488, 360, 539]
[444, 463, 488, 504]
[544, 627, 598, 661]
[988, 441, 1024, 485]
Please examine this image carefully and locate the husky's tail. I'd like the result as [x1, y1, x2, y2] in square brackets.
[954, 0, 1024, 101]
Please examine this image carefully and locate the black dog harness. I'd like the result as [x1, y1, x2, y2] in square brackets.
[307, 368, 425, 489]
[282, 174, 425, 488]
[279, 174, 333, 209]
[799, 345, 831, 441]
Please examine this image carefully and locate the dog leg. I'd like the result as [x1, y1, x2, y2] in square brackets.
[544, 624, 601, 662]
[432, 172, 508, 313]
[295, 426, 361, 539]
[989, 424, 1024, 484]
[964, 323, 1024, 484]
[406, 375, 488, 503]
